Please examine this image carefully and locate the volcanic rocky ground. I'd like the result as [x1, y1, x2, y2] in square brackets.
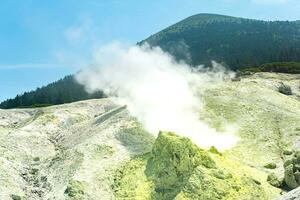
[1, 72, 300, 200]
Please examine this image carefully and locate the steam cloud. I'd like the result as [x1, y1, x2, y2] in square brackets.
[76, 42, 238, 150]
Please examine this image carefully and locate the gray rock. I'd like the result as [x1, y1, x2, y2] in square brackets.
[267, 173, 282, 188]
[264, 162, 277, 169]
[277, 187, 300, 200]
[284, 164, 299, 190]
[278, 83, 292, 95]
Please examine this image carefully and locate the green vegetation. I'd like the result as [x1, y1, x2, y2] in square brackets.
[241, 62, 300, 74]
[141, 14, 300, 70]
[0, 75, 104, 109]
[3, 14, 300, 109]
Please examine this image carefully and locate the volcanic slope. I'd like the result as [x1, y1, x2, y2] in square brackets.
[1, 72, 300, 199]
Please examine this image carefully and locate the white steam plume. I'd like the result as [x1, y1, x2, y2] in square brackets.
[76, 42, 238, 150]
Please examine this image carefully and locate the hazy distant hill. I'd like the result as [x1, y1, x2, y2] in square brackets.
[140, 13, 300, 70]
[2, 13, 300, 109]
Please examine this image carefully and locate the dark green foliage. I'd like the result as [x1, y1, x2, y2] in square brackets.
[242, 62, 300, 74]
[3, 14, 300, 109]
[0, 75, 104, 109]
[140, 14, 300, 70]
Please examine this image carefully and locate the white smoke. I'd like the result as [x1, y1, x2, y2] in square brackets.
[76, 42, 238, 150]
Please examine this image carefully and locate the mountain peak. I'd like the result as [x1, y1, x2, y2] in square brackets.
[142, 14, 300, 69]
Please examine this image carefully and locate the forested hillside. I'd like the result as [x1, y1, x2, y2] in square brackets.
[141, 14, 300, 70]
[0, 75, 104, 109]
[242, 62, 300, 73]
[2, 13, 300, 109]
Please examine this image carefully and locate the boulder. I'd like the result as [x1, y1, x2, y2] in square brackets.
[264, 162, 277, 169]
[278, 83, 292, 95]
[267, 173, 282, 188]
[283, 151, 300, 190]
[145, 131, 216, 199]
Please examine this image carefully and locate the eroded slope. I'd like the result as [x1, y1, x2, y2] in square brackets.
[0, 99, 154, 200]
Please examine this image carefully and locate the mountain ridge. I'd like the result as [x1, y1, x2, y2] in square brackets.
[141, 13, 300, 69]
[0, 75, 104, 109]
[2, 13, 300, 109]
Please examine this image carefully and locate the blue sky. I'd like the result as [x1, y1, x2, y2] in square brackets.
[0, 0, 300, 102]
